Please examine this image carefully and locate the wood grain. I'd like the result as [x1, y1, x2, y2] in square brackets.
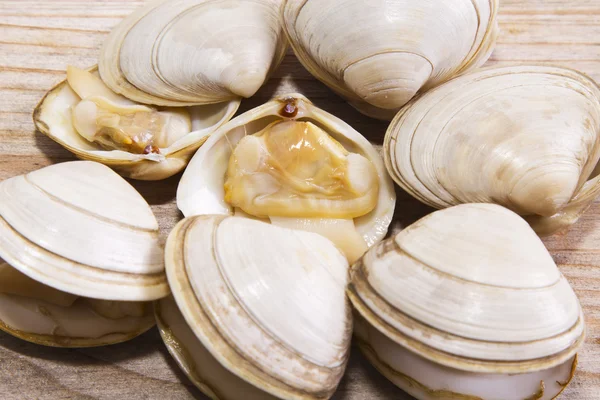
[0, 1, 599, 399]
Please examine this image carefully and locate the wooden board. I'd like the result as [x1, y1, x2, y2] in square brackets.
[0, 0, 599, 398]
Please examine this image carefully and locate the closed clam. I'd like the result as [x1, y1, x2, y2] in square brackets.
[282, 0, 498, 120]
[99, 0, 287, 106]
[385, 65, 600, 234]
[177, 93, 396, 263]
[34, 66, 239, 180]
[158, 215, 352, 399]
[0, 161, 168, 346]
[348, 203, 585, 400]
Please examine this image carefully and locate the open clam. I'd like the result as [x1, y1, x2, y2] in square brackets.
[282, 0, 499, 120]
[385, 65, 600, 235]
[0, 161, 168, 346]
[34, 66, 239, 180]
[158, 215, 352, 399]
[177, 93, 396, 263]
[99, 0, 287, 106]
[348, 203, 585, 400]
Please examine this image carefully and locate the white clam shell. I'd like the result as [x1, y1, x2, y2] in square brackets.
[283, 0, 498, 120]
[0, 161, 168, 301]
[164, 215, 352, 399]
[348, 203, 585, 399]
[99, 0, 287, 106]
[384, 65, 600, 235]
[177, 93, 396, 248]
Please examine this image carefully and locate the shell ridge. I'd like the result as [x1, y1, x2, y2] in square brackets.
[341, 50, 435, 85]
[22, 174, 159, 235]
[0, 216, 167, 293]
[348, 265, 584, 370]
[388, 243, 562, 291]
[354, 255, 575, 339]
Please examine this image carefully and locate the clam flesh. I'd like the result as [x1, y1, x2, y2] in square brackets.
[34, 66, 239, 180]
[177, 93, 396, 263]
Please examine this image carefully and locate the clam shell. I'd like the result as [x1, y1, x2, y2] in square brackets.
[385, 65, 600, 234]
[99, 0, 287, 106]
[0, 161, 168, 300]
[348, 203, 585, 399]
[177, 93, 396, 248]
[33, 68, 239, 181]
[282, 0, 498, 120]
[164, 215, 352, 399]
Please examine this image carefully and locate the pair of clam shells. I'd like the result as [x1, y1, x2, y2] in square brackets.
[34, 0, 287, 180]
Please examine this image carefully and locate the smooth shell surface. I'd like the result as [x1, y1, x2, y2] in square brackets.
[177, 93, 396, 249]
[99, 0, 287, 106]
[34, 68, 239, 180]
[283, 0, 498, 119]
[165, 215, 352, 399]
[0, 161, 168, 301]
[348, 204, 585, 373]
[385, 65, 600, 235]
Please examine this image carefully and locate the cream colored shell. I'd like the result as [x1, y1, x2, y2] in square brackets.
[0, 161, 168, 300]
[33, 68, 239, 180]
[164, 215, 352, 399]
[385, 65, 600, 235]
[99, 0, 287, 106]
[283, 0, 498, 120]
[177, 93, 396, 248]
[0, 161, 168, 346]
[348, 203, 585, 399]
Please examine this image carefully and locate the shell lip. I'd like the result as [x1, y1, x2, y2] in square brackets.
[0, 214, 170, 302]
[0, 313, 155, 348]
[347, 258, 586, 374]
[154, 298, 223, 400]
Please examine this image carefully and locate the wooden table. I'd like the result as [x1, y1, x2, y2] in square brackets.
[0, 1, 599, 398]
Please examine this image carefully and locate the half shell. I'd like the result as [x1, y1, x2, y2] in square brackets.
[385, 65, 600, 235]
[283, 0, 498, 120]
[0, 161, 168, 346]
[177, 93, 396, 261]
[348, 203, 585, 399]
[34, 67, 239, 180]
[161, 215, 352, 399]
[99, 0, 287, 106]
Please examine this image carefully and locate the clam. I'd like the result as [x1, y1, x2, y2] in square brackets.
[385, 65, 600, 235]
[0, 161, 168, 346]
[348, 203, 585, 400]
[99, 0, 287, 106]
[282, 0, 499, 120]
[177, 93, 396, 263]
[34, 66, 239, 180]
[158, 215, 352, 399]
